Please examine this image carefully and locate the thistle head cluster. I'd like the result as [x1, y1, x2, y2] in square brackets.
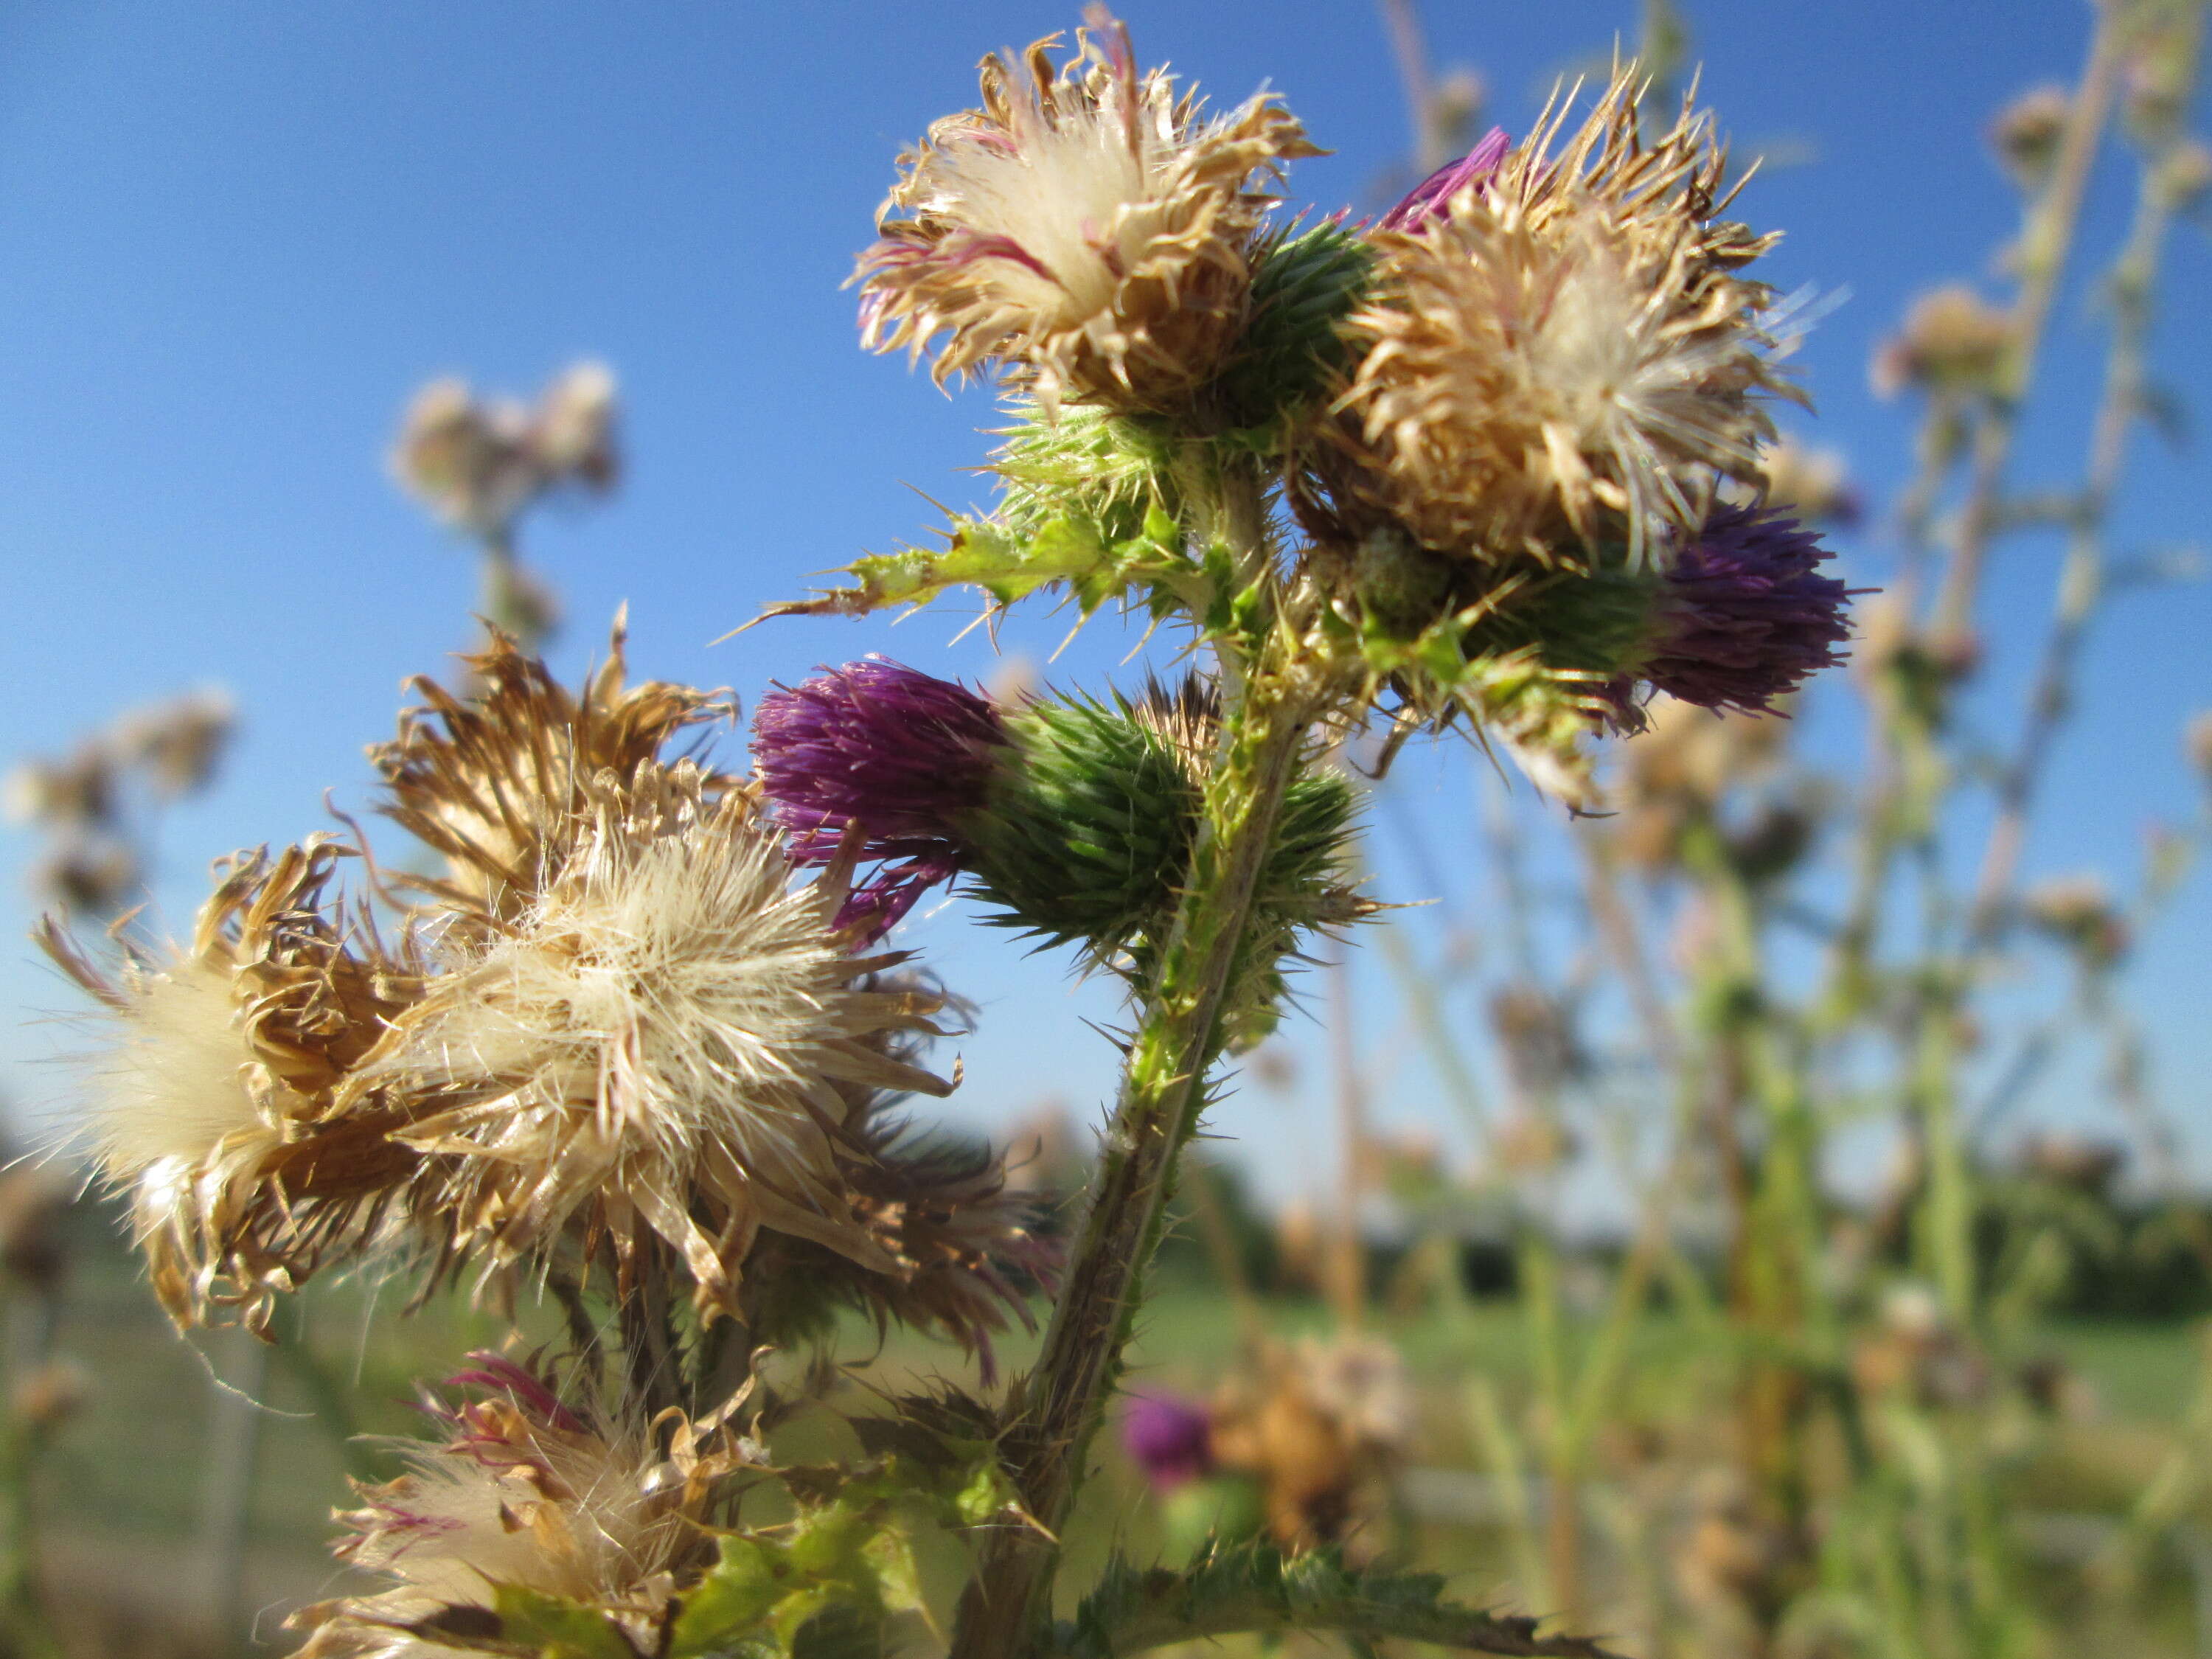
[814, 35, 1859, 810]
[44, 629, 1046, 1351]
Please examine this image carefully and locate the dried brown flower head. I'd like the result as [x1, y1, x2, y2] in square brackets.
[3, 745, 116, 832]
[1326, 67, 1791, 568]
[114, 687, 236, 799]
[29, 837, 139, 919]
[371, 620, 734, 929]
[856, 7, 1318, 414]
[359, 763, 956, 1318]
[1208, 1335, 1411, 1550]
[39, 838, 425, 1329]
[292, 1355, 737, 1659]
[740, 1089, 1056, 1381]
[391, 363, 622, 538]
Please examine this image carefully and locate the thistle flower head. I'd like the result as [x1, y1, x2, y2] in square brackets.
[1377, 126, 1510, 232]
[38, 838, 425, 1329]
[114, 686, 236, 799]
[391, 364, 622, 538]
[360, 764, 954, 1316]
[751, 658, 1011, 936]
[372, 621, 734, 928]
[855, 7, 1319, 414]
[740, 1090, 1057, 1382]
[1326, 69, 1790, 569]
[1638, 503, 1852, 714]
[291, 1355, 731, 1658]
[1870, 285, 2012, 400]
[1121, 1394, 1214, 1491]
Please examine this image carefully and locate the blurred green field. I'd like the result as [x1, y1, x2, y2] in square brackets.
[33, 1208, 2212, 1657]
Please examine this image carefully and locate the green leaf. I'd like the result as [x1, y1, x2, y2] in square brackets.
[1055, 1540, 1622, 1659]
[667, 1537, 787, 1658]
[758, 508, 1205, 630]
[489, 1586, 640, 1659]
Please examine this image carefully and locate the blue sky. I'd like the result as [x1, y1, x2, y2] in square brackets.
[1, 1, 2206, 1214]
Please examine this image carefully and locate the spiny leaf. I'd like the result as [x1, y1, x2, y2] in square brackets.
[1056, 1539, 1624, 1659]
[758, 510, 1205, 627]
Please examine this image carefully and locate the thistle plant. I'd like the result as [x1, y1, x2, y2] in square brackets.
[36, 12, 1856, 1659]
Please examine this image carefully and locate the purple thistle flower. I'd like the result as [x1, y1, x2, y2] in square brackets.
[751, 658, 1010, 935]
[1380, 127, 1511, 232]
[1121, 1393, 1214, 1492]
[1642, 504, 1854, 714]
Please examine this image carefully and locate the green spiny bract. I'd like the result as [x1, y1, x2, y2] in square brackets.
[992, 403, 1180, 545]
[959, 690, 1363, 995]
[964, 695, 1201, 956]
[1210, 220, 1377, 432]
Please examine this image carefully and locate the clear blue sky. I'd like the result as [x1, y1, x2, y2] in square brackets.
[1, 1, 2205, 1214]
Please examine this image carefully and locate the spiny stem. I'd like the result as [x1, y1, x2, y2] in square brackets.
[950, 619, 1314, 1658]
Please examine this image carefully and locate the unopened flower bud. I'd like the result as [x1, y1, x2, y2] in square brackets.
[1990, 84, 2070, 188]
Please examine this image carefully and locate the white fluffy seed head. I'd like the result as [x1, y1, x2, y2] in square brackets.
[75, 959, 271, 1179]
[369, 768, 952, 1310]
[1330, 66, 1790, 570]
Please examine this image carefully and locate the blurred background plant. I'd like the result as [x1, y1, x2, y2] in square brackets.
[1, 1, 2210, 1656]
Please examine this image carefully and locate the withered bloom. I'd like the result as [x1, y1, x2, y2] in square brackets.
[855, 7, 1318, 414]
[1869, 285, 2012, 400]
[291, 1354, 737, 1658]
[371, 619, 734, 928]
[740, 1088, 1057, 1383]
[38, 838, 425, 1330]
[391, 363, 622, 538]
[1327, 68, 1792, 568]
[358, 762, 957, 1318]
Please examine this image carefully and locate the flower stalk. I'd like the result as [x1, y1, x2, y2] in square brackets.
[953, 478, 1316, 1659]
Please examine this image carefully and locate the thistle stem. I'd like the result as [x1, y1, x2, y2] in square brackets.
[950, 613, 1313, 1659]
